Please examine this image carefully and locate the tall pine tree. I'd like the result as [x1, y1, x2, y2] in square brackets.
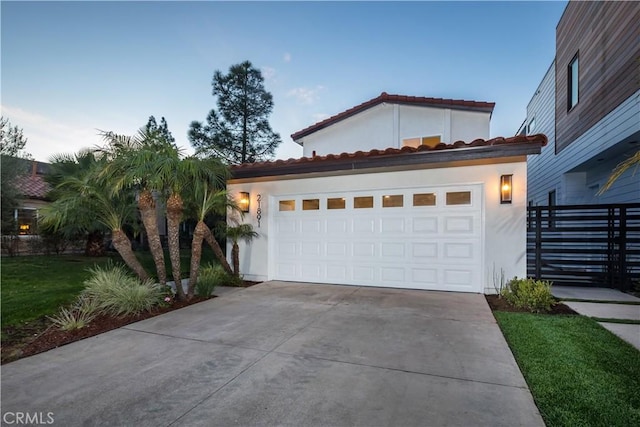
[145, 115, 175, 143]
[188, 61, 281, 164]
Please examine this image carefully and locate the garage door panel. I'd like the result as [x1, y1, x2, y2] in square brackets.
[381, 217, 405, 233]
[412, 242, 438, 258]
[327, 265, 347, 281]
[353, 242, 375, 257]
[444, 242, 475, 259]
[278, 241, 297, 256]
[276, 263, 297, 278]
[444, 216, 477, 234]
[272, 185, 482, 293]
[277, 218, 297, 233]
[381, 267, 405, 282]
[327, 219, 348, 233]
[301, 264, 322, 280]
[381, 242, 405, 257]
[301, 219, 322, 233]
[354, 219, 375, 233]
[327, 242, 348, 256]
[411, 268, 438, 284]
[412, 217, 438, 233]
[353, 266, 375, 282]
[443, 269, 474, 287]
[301, 241, 321, 256]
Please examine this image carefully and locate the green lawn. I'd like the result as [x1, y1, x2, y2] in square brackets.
[1, 248, 218, 329]
[495, 312, 640, 427]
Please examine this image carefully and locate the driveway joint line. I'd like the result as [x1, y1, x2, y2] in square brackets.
[271, 350, 529, 390]
[166, 348, 273, 427]
[120, 326, 271, 353]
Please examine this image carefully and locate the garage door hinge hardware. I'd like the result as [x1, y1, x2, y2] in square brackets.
[257, 194, 262, 227]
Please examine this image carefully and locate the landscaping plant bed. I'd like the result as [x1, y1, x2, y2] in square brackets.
[2, 280, 260, 365]
[485, 294, 578, 315]
[2, 296, 209, 364]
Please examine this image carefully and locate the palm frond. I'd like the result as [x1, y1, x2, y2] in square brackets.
[598, 150, 640, 194]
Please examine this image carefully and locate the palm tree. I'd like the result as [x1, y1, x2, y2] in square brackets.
[159, 155, 228, 300]
[222, 222, 259, 277]
[41, 163, 149, 281]
[99, 129, 168, 286]
[45, 150, 107, 256]
[186, 184, 236, 298]
[598, 150, 640, 194]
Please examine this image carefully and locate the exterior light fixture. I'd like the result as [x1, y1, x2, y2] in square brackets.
[239, 192, 250, 213]
[500, 175, 513, 204]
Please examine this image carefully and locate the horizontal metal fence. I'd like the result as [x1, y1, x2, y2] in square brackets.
[527, 204, 640, 290]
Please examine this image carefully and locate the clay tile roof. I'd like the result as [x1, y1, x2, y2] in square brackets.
[291, 92, 496, 142]
[230, 133, 548, 179]
[13, 174, 51, 200]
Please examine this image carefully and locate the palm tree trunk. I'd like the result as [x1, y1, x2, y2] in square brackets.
[188, 221, 207, 299]
[138, 189, 166, 285]
[203, 226, 233, 274]
[85, 230, 105, 256]
[112, 229, 149, 282]
[166, 193, 184, 300]
[232, 242, 240, 277]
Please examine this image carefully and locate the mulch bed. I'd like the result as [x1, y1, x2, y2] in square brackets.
[1, 281, 261, 365]
[485, 294, 578, 315]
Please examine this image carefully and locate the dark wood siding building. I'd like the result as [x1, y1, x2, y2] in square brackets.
[555, 2, 640, 154]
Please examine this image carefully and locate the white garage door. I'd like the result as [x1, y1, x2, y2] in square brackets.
[271, 184, 483, 292]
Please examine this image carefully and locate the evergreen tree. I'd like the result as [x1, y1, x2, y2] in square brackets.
[0, 117, 31, 234]
[188, 60, 282, 164]
[145, 115, 175, 143]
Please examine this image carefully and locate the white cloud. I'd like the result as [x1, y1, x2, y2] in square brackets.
[261, 66, 276, 81]
[283, 52, 291, 63]
[286, 86, 325, 105]
[1, 104, 108, 162]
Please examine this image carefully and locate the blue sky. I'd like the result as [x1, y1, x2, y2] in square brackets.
[2, 1, 567, 163]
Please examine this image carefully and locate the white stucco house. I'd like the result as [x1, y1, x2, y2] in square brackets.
[228, 93, 547, 294]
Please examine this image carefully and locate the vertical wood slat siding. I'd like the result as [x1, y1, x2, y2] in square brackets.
[555, 2, 640, 154]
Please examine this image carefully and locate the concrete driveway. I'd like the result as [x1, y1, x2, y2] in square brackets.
[1, 281, 543, 426]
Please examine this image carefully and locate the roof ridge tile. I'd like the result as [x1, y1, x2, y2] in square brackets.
[291, 92, 496, 141]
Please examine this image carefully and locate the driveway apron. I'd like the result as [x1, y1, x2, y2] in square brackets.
[1, 281, 543, 426]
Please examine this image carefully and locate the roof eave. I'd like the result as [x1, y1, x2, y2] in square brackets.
[231, 142, 542, 180]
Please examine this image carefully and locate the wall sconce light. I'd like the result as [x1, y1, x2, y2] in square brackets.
[500, 175, 513, 204]
[239, 192, 250, 213]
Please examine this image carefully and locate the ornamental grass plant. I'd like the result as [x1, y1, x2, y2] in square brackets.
[82, 263, 167, 317]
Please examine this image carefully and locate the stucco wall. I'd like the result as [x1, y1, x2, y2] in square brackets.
[301, 104, 491, 157]
[228, 159, 527, 294]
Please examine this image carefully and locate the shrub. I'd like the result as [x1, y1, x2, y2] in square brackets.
[48, 295, 98, 331]
[196, 263, 242, 296]
[500, 277, 556, 313]
[82, 263, 165, 316]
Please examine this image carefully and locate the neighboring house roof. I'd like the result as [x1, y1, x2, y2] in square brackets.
[291, 92, 496, 142]
[14, 173, 51, 200]
[231, 134, 548, 179]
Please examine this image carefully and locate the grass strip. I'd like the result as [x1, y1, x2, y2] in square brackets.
[494, 312, 640, 427]
[1, 249, 218, 329]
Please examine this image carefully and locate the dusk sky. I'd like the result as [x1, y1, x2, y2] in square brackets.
[2, 1, 567, 163]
